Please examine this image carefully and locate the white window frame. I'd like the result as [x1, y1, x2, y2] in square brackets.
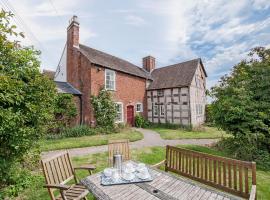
[105, 69, 116, 90]
[136, 103, 143, 112]
[153, 103, 158, 116]
[115, 102, 123, 123]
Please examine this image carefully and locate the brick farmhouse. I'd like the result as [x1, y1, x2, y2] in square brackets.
[46, 16, 207, 127]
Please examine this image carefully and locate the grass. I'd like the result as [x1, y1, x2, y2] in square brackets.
[150, 126, 230, 140]
[40, 129, 143, 151]
[14, 145, 270, 200]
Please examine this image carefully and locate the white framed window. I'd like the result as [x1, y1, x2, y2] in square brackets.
[105, 69, 115, 90]
[196, 104, 203, 115]
[115, 102, 123, 122]
[160, 105, 165, 116]
[153, 103, 158, 116]
[136, 103, 143, 112]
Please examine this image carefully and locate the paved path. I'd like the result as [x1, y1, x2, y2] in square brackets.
[41, 128, 218, 159]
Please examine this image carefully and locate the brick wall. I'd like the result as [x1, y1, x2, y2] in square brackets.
[89, 64, 147, 125]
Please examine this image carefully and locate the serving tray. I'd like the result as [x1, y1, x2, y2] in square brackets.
[100, 166, 153, 186]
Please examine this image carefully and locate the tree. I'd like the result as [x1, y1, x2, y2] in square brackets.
[90, 88, 117, 129]
[0, 10, 57, 185]
[210, 47, 270, 166]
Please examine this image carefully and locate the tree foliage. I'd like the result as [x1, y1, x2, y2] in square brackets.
[210, 47, 270, 165]
[90, 88, 117, 129]
[0, 10, 56, 185]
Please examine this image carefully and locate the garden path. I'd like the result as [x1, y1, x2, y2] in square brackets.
[41, 128, 218, 159]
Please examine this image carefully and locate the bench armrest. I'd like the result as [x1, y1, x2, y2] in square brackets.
[249, 185, 256, 200]
[44, 184, 70, 190]
[152, 160, 166, 168]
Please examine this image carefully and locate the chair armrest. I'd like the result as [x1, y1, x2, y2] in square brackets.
[152, 160, 165, 168]
[74, 164, 96, 175]
[74, 164, 96, 170]
[43, 184, 70, 190]
[249, 185, 256, 200]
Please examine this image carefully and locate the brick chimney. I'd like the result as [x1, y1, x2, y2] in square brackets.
[66, 15, 80, 89]
[67, 15, 79, 48]
[143, 56, 155, 72]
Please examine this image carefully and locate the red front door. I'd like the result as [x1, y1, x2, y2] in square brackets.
[127, 105, 134, 126]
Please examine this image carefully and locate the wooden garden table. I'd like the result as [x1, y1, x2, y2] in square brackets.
[81, 161, 240, 200]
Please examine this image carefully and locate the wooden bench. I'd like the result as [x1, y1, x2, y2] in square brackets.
[154, 145, 256, 200]
[41, 151, 95, 200]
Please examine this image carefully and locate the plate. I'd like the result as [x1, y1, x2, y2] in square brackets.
[122, 173, 135, 181]
[137, 172, 150, 180]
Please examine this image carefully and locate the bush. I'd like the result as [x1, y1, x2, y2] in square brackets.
[91, 88, 117, 129]
[135, 114, 150, 128]
[46, 125, 121, 139]
[149, 122, 192, 130]
[52, 93, 77, 133]
[216, 136, 270, 170]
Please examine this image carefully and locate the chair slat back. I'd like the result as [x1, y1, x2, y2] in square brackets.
[108, 139, 130, 166]
[41, 151, 75, 200]
[165, 145, 256, 199]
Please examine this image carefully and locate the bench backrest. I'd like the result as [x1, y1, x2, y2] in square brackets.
[165, 145, 256, 199]
[41, 151, 75, 200]
[108, 139, 130, 166]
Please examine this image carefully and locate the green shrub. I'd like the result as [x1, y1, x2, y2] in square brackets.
[135, 114, 150, 128]
[52, 93, 77, 133]
[149, 122, 192, 130]
[46, 124, 121, 139]
[216, 136, 270, 170]
[46, 125, 97, 139]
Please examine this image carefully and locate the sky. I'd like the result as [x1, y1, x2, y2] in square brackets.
[1, 0, 270, 89]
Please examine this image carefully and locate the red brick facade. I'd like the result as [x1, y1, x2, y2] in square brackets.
[66, 17, 148, 126]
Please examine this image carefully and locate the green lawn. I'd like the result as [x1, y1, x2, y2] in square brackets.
[17, 145, 269, 200]
[40, 129, 143, 151]
[150, 126, 229, 140]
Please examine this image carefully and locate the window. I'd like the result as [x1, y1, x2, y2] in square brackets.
[136, 103, 143, 112]
[182, 102, 188, 105]
[160, 105, 165, 116]
[157, 90, 164, 96]
[105, 69, 115, 90]
[153, 103, 158, 116]
[196, 104, 203, 115]
[115, 102, 123, 122]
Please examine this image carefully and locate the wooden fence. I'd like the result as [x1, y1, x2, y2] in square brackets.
[165, 145, 256, 199]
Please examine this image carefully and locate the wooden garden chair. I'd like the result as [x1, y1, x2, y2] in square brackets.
[108, 139, 130, 166]
[41, 151, 95, 200]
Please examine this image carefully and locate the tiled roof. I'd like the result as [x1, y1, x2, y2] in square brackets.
[79, 44, 151, 79]
[147, 58, 206, 90]
[55, 81, 82, 95]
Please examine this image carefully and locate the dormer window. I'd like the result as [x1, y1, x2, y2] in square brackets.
[105, 69, 115, 90]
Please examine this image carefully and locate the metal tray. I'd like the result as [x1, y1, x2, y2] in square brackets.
[101, 167, 153, 186]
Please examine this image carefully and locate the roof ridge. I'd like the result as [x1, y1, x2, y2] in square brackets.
[153, 58, 200, 71]
[79, 44, 142, 69]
